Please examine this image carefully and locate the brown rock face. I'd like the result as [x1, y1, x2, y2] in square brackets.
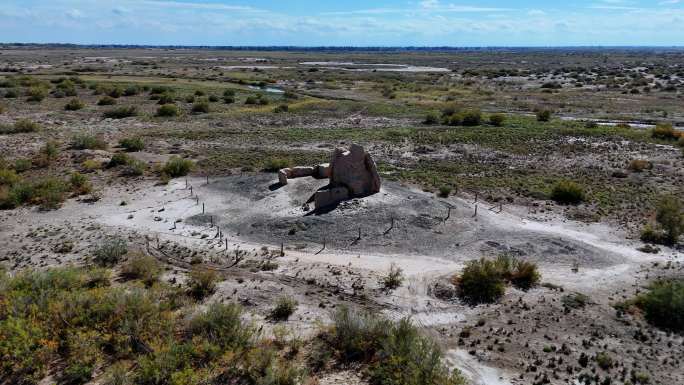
[329, 144, 381, 197]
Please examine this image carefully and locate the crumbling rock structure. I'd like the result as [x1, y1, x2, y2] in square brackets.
[277, 144, 381, 209]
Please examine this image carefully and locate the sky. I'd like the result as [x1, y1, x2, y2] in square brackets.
[1, 0, 683, 46]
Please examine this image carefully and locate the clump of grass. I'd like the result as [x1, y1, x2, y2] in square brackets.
[118, 137, 145, 152]
[156, 92, 176, 105]
[269, 297, 298, 321]
[651, 122, 680, 140]
[424, 112, 439, 125]
[32, 140, 60, 168]
[561, 292, 591, 309]
[64, 98, 85, 111]
[162, 156, 194, 178]
[71, 134, 107, 150]
[93, 237, 128, 266]
[121, 254, 161, 286]
[550, 180, 585, 205]
[188, 302, 254, 349]
[156, 103, 180, 117]
[448, 109, 482, 126]
[103, 106, 137, 119]
[380, 263, 404, 291]
[273, 104, 289, 113]
[245, 94, 269, 105]
[187, 267, 218, 299]
[0, 119, 40, 134]
[437, 185, 453, 198]
[97, 96, 117, 106]
[123, 85, 141, 96]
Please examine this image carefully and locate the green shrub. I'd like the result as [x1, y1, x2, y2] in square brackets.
[595, 352, 613, 370]
[65, 98, 85, 111]
[269, 297, 298, 321]
[93, 237, 128, 266]
[162, 157, 193, 178]
[489, 113, 506, 126]
[194, 90, 206, 97]
[119, 137, 145, 152]
[642, 195, 684, 245]
[121, 255, 161, 286]
[189, 303, 254, 349]
[69, 172, 92, 195]
[424, 113, 439, 125]
[156, 103, 180, 117]
[0, 119, 40, 134]
[184, 95, 195, 103]
[263, 157, 290, 172]
[108, 153, 132, 168]
[273, 104, 288, 113]
[108, 87, 124, 98]
[71, 134, 107, 150]
[448, 109, 482, 126]
[156, 92, 176, 105]
[187, 268, 218, 299]
[26, 86, 48, 102]
[437, 185, 452, 198]
[121, 160, 146, 177]
[651, 122, 680, 140]
[191, 100, 210, 114]
[327, 307, 466, 385]
[13, 158, 32, 173]
[456, 258, 506, 304]
[208, 95, 219, 103]
[98, 96, 117, 106]
[550, 180, 585, 205]
[103, 106, 137, 119]
[562, 292, 590, 309]
[633, 279, 683, 332]
[0, 169, 20, 186]
[380, 263, 404, 291]
[124, 85, 141, 96]
[3, 88, 19, 98]
[536, 109, 552, 122]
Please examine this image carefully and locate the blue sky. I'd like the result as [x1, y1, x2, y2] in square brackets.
[1, 0, 683, 46]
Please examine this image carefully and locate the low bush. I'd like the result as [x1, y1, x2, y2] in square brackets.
[536, 109, 552, 122]
[156, 92, 176, 105]
[424, 112, 439, 125]
[123, 85, 141, 96]
[263, 157, 290, 172]
[0, 119, 40, 134]
[437, 185, 452, 198]
[97, 96, 117, 106]
[69, 172, 92, 195]
[448, 109, 482, 126]
[455, 255, 540, 304]
[641, 195, 684, 245]
[187, 267, 218, 299]
[489, 113, 506, 127]
[208, 95, 219, 102]
[71, 134, 107, 150]
[191, 100, 210, 113]
[380, 263, 404, 291]
[64, 98, 85, 111]
[269, 297, 298, 321]
[162, 156, 194, 178]
[631, 279, 683, 332]
[455, 258, 506, 304]
[324, 307, 466, 385]
[3, 88, 19, 98]
[108, 153, 132, 168]
[562, 292, 590, 309]
[651, 122, 680, 140]
[32, 140, 60, 168]
[119, 137, 145, 152]
[93, 237, 128, 266]
[550, 180, 585, 205]
[103, 106, 137, 119]
[273, 104, 289, 113]
[26, 86, 48, 102]
[121, 254, 161, 286]
[156, 103, 180, 117]
[189, 302, 254, 349]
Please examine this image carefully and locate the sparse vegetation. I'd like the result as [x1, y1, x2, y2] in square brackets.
[187, 267, 218, 299]
[97, 96, 116, 106]
[641, 195, 684, 245]
[380, 263, 404, 291]
[0, 119, 40, 134]
[454, 255, 540, 304]
[71, 134, 107, 150]
[121, 254, 161, 286]
[161, 156, 194, 178]
[651, 122, 680, 140]
[536, 109, 552, 122]
[119, 137, 145, 152]
[64, 98, 85, 111]
[92, 236, 128, 266]
[269, 297, 298, 321]
[191, 100, 210, 113]
[103, 106, 137, 119]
